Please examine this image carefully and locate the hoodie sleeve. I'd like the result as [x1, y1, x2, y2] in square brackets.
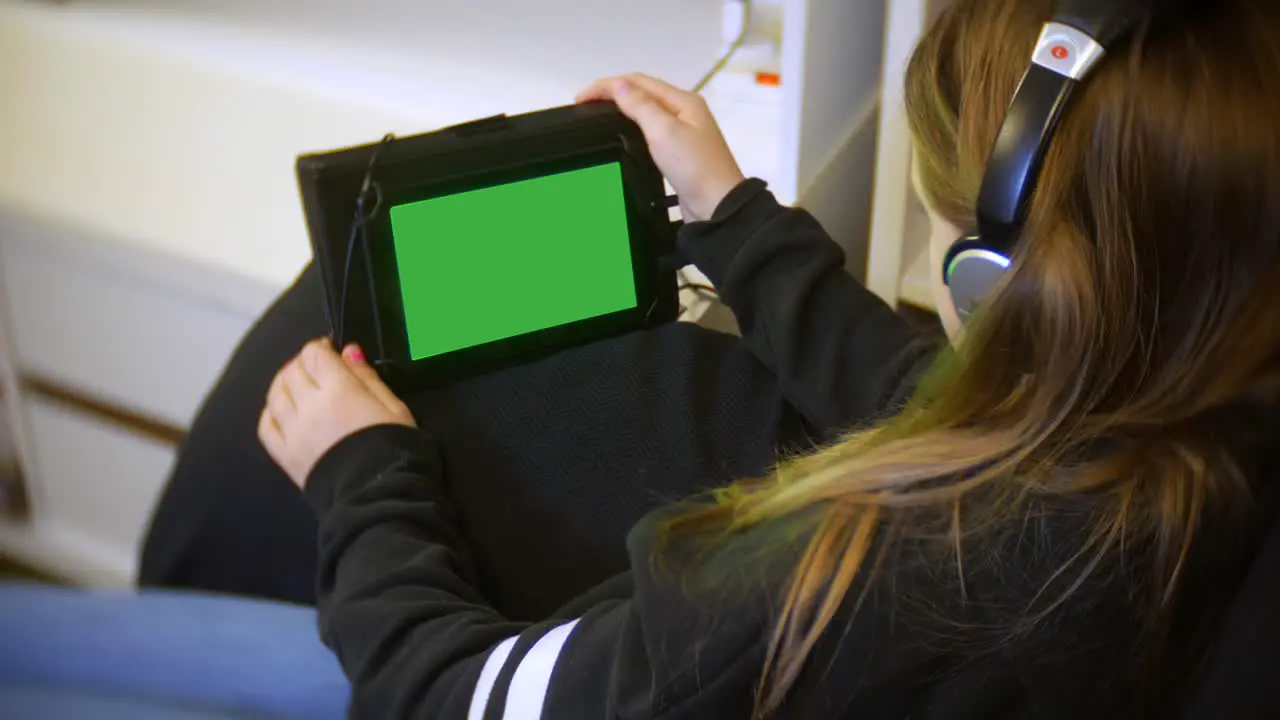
[305, 424, 772, 719]
[679, 179, 936, 436]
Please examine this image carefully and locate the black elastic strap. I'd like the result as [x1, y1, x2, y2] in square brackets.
[974, 0, 1159, 252]
[335, 134, 395, 356]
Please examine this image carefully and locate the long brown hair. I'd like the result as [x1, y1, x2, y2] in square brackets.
[668, 0, 1280, 714]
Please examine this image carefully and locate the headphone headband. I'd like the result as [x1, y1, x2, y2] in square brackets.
[944, 0, 1158, 323]
[975, 0, 1155, 249]
[1054, 0, 1161, 47]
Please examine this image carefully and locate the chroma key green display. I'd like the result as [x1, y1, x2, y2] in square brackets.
[388, 162, 638, 361]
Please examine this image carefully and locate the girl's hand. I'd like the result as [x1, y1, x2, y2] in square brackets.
[259, 339, 416, 489]
[577, 73, 746, 222]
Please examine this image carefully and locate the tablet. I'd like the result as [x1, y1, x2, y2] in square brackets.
[297, 102, 679, 393]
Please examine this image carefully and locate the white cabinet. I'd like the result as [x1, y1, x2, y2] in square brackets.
[0, 297, 26, 522]
[1, 232, 262, 429]
[21, 396, 176, 581]
[0, 214, 272, 584]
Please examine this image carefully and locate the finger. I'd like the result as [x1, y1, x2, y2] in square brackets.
[283, 356, 318, 398]
[266, 368, 295, 422]
[258, 408, 301, 488]
[257, 407, 285, 456]
[575, 77, 619, 104]
[576, 75, 660, 108]
[621, 73, 703, 115]
[610, 79, 680, 139]
[299, 338, 345, 384]
[341, 343, 367, 367]
[342, 344, 405, 411]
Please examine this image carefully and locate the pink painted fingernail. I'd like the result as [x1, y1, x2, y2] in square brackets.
[345, 345, 366, 365]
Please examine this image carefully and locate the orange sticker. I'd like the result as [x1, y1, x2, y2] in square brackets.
[755, 71, 782, 87]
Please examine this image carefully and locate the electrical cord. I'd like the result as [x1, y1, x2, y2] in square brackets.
[676, 282, 721, 319]
[682, 3, 753, 315]
[679, 282, 720, 297]
[692, 0, 753, 93]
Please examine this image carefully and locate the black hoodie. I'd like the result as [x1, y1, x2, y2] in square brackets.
[301, 181, 1262, 718]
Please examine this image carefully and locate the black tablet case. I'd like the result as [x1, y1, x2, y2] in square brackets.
[296, 102, 679, 392]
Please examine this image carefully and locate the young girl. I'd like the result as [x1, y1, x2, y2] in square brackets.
[253, 0, 1280, 717]
[3, 0, 1277, 716]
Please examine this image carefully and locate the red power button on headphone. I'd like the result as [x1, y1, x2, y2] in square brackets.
[1051, 45, 1070, 59]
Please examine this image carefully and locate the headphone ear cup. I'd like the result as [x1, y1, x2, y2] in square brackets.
[943, 235, 1012, 324]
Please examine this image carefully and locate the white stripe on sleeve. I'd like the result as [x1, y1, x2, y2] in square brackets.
[468, 636, 518, 720]
[502, 619, 582, 719]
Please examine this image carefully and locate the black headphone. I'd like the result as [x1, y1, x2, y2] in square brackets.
[943, 0, 1159, 324]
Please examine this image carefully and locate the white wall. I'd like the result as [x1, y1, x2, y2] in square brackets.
[0, 0, 761, 290]
[81, 0, 727, 90]
[783, 0, 885, 193]
[783, 0, 885, 276]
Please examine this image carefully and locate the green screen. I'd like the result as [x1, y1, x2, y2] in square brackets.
[388, 161, 638, 361]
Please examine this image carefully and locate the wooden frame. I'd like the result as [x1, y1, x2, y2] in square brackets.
[0, 275, 31, 521]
